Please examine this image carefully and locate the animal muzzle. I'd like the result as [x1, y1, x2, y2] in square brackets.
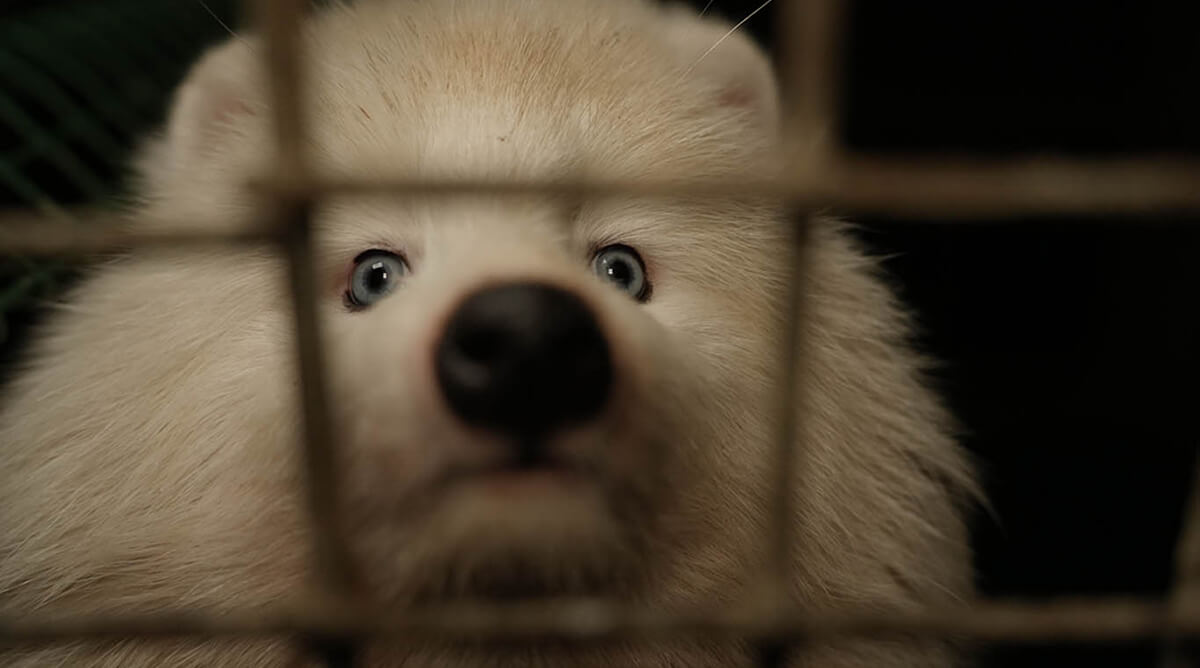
[435, 282, 614, 456]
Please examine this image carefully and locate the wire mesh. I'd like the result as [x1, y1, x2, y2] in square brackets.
[0, 1, 1198, 667]
[0, 0, 238, 349]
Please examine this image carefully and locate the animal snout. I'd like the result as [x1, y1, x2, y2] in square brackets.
[435, 282, 613, 441]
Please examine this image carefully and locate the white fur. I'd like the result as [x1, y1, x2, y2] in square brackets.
[0, 1, 976, 665]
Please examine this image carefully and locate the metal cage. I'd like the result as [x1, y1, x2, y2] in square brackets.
[1, 1, 1199, 666]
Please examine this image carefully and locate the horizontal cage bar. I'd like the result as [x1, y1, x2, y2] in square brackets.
[0, 210, 282, 254]
[254, 156, 1200, 217]
[2, 155, 1200, 253]
[3, 0, 1197, 663]
[2, 597, 1200, 647]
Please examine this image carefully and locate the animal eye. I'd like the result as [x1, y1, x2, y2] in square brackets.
[347, 250, 408, 308]
[591, 244, 650, 302]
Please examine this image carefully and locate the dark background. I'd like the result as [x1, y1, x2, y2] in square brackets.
[3, 2, 1200, 666]
[700, 1, 1200, 666]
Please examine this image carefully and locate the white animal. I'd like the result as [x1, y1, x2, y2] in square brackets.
[0, 1, 976, 665]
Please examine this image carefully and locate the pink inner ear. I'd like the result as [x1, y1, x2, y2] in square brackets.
[174, 79, 256, 160]
[210, 93, 255, 125]
[717, 85, 758, 110]
[201, 85, 255, 133]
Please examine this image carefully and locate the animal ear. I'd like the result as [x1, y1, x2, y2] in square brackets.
[658, 4, 781, 130]
[155, 37, 264, 172]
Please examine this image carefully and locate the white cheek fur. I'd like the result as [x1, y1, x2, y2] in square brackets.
[0, 2, 973, 665]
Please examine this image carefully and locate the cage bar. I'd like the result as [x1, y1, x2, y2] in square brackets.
[1164, 465, 1200, 666]
[252, 0, 359, 665]
[252, 0, 357, 597]
[0, 209, 281, 254]
[3, 597, 1200, 647]
[748, 2, 847, 664]
[256, 155, 1200, 217]
[6, 153, 1200, 254]
[255, 0, 308, 184]
[776, 0, 843, 167]
[0, 0, 1197, 663]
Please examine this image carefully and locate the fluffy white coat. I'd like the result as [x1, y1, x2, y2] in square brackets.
[0, 1, 975, 665]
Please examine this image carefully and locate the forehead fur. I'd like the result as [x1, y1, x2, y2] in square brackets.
[143, 0, 778, 207]
[309, 0, 773, 178]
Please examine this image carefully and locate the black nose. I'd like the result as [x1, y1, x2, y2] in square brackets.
[436, 282, 613, 440]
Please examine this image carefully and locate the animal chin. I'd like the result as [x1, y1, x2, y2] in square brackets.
[394, 459, 636, 596]
[391, 485, 636, 603]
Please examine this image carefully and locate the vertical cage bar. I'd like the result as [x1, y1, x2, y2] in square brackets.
[278, 199, 362, 594]
[757, 212, 814, 667]
[0, 0, 1197, 660]
[1163, 459, 1200, 667]
[251, 0, 359, 664]
[255, 0, 308, 180]
[765, 0, 845, 589]
[776, 0, 845, 167]
[756, 1, 845, 664]
[252, 0, 357, 597]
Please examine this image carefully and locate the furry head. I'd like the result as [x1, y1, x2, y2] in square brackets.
[0, 1, 975, 665]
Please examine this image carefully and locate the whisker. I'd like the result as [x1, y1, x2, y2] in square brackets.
[195, 0, 257, 51]
[683, 0, 775, 77]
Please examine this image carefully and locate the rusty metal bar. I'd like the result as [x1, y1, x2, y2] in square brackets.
[3, 597, 1200, 647]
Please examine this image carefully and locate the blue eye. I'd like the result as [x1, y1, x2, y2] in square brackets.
[347, 250, 408, 308]
[592, 244, 649, 302]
